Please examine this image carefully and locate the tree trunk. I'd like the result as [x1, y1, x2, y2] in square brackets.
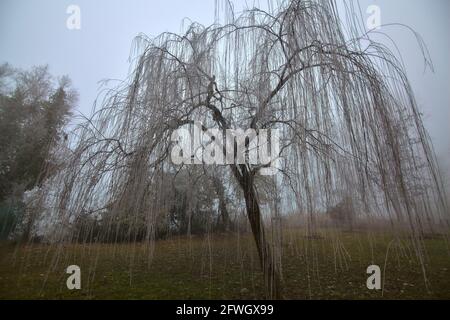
[212, 176, 230, 232]
[233, 165, 282, 299]
[21, 208, 35, 243]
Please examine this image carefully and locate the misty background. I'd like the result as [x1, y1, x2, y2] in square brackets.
[1, 0, 448, 184]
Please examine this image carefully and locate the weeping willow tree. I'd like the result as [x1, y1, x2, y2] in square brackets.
[24, 0, 448, 299]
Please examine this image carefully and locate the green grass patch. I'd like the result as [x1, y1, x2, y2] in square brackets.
[0, 230, 449, 299]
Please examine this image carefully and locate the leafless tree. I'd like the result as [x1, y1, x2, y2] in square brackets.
[27, 0, 449, 299]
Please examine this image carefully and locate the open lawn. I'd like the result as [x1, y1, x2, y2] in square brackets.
[0, 230, 449, 300]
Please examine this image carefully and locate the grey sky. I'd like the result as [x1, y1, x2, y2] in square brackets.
[0, 0, 448, 174]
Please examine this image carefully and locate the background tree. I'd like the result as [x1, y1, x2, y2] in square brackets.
[328, 196, 356, 231]
[0, 63, 77, 240]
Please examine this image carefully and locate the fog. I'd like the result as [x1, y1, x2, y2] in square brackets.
[1, 0, 448, 180]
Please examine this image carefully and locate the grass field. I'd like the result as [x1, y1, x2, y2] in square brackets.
[0, 229, 449, 300]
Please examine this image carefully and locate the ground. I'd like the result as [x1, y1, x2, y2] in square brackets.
[0, 229, 449, 299]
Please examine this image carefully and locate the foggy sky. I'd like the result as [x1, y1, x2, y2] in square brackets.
[0, 0, 448, 176]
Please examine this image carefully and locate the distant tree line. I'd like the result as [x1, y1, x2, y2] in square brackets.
[69, 168, 248, 244]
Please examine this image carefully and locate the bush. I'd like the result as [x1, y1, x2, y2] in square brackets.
[327, 196, 356, 231]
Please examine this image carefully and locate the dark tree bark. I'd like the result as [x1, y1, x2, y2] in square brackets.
[212, 176, 231, 232]
[232, 164, 282, 299]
